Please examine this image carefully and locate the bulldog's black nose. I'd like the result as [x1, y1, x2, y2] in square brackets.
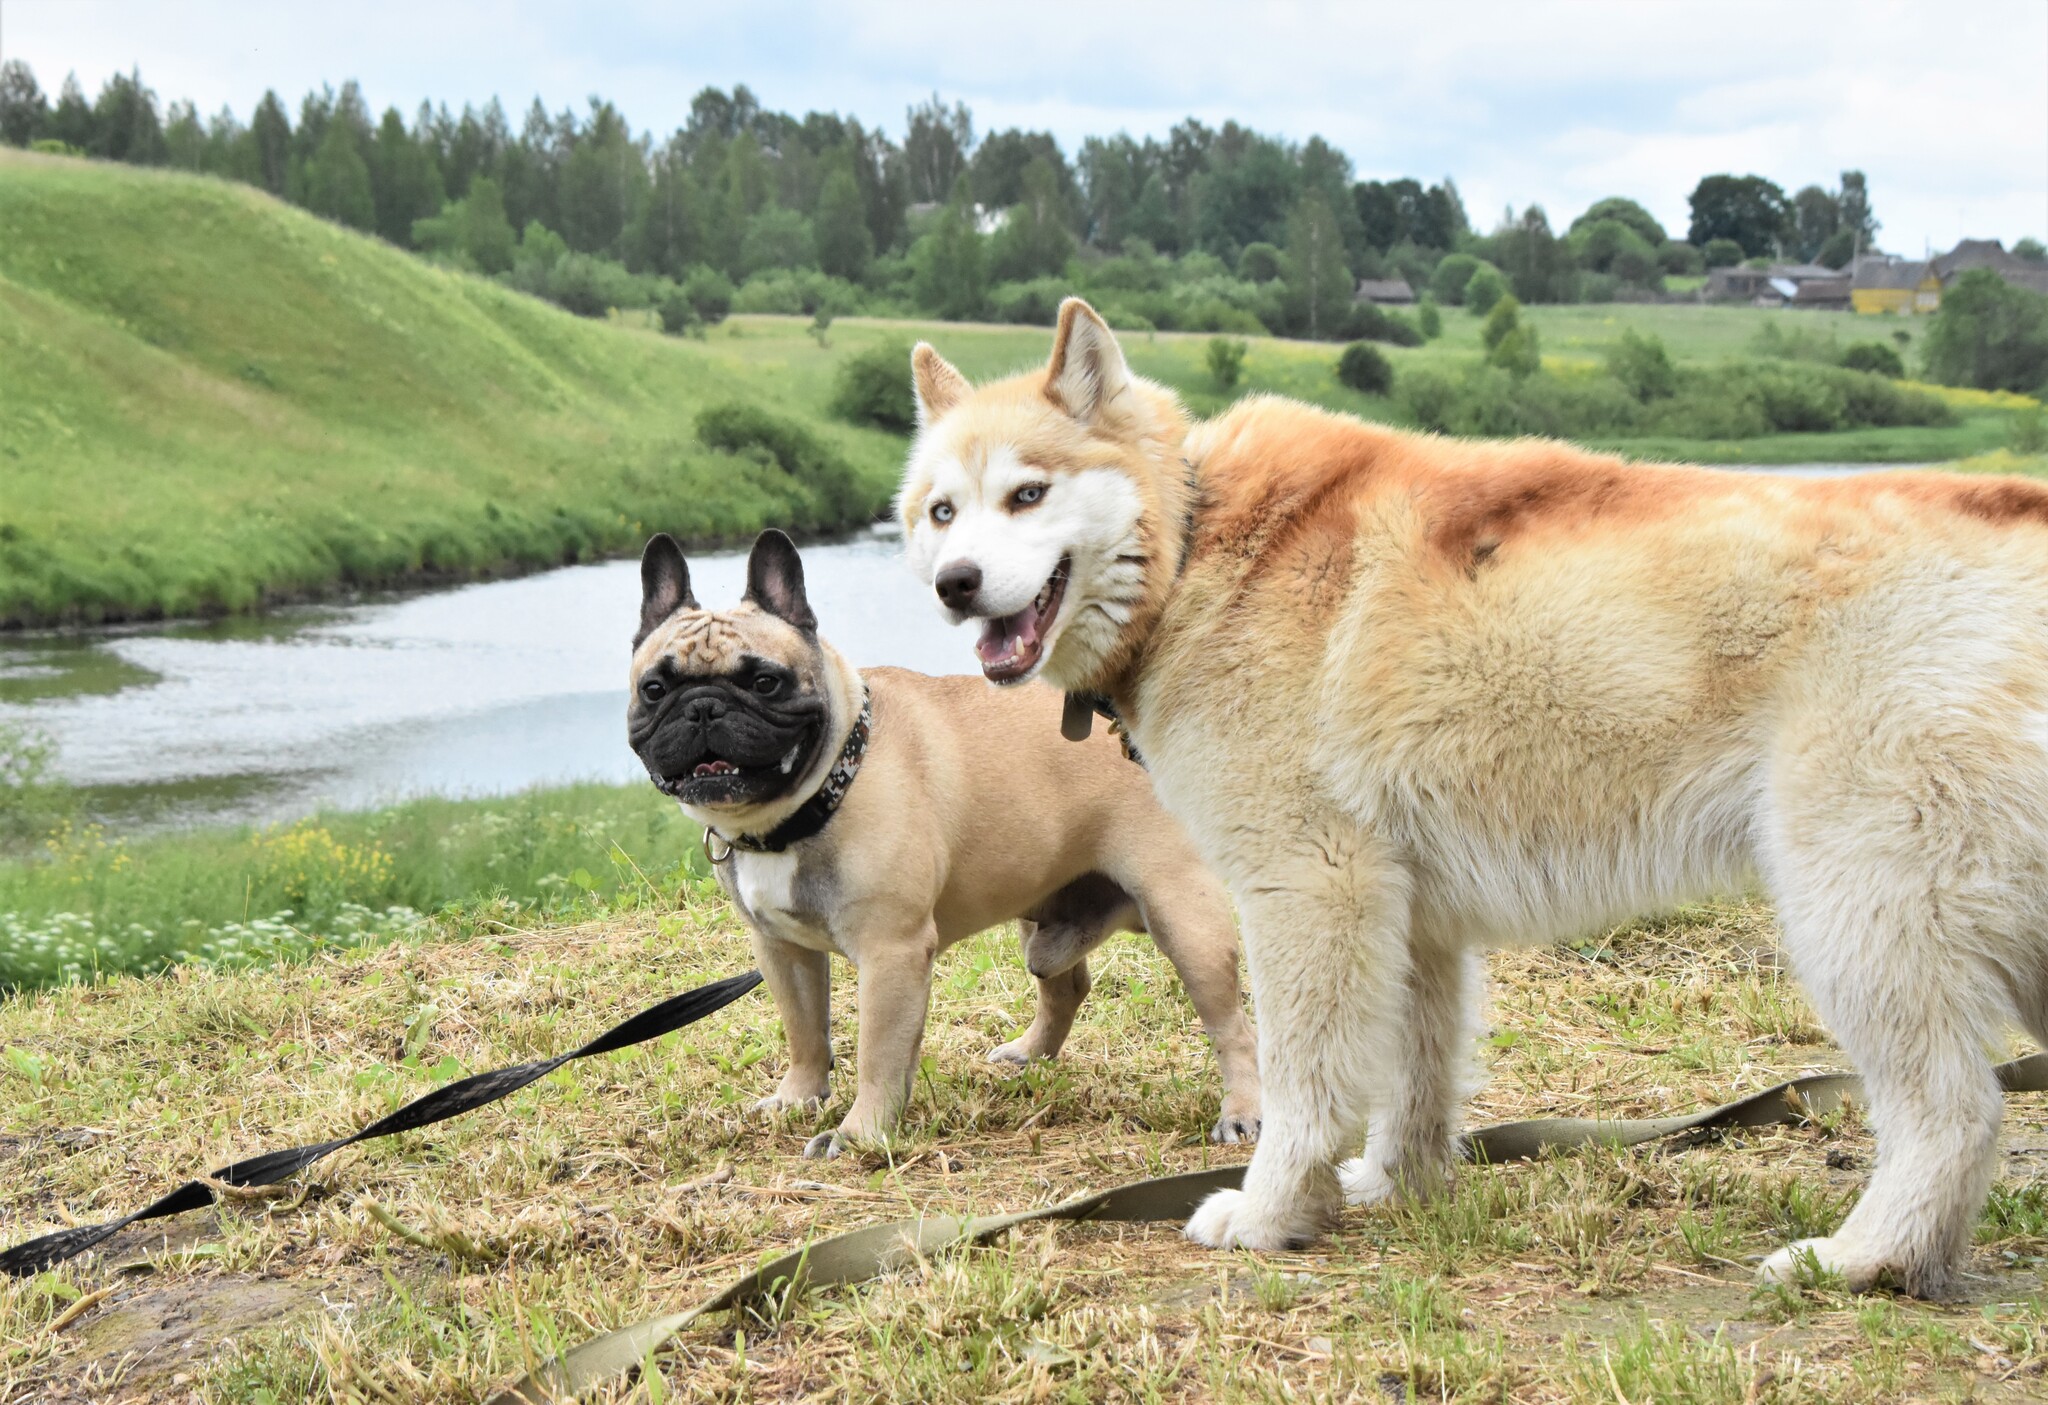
[682, 695, 726, 725]
[935, 562, 982, 611]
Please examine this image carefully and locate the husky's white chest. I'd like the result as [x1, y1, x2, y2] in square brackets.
[724, 849, 840, 955]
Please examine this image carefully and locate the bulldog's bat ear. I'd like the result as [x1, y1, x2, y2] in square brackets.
[637, 533, 696, 645]
[744, 529, 816, 635]
[912, 342, 969, 427]
[1045, 297, 1129, 426]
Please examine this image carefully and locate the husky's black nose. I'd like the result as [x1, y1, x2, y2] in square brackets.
[935, 562, 982, 610]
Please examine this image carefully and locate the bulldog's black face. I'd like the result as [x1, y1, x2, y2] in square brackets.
[628, 529, 834, 813]
[629, 656, 829, 808]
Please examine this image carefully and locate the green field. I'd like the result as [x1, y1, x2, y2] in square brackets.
[1, 150, 2034, 630]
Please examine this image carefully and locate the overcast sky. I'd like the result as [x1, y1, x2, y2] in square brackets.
[4, 0, 2043, 254]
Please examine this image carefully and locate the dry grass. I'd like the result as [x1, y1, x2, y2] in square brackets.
[4, 884, 2048, 1403]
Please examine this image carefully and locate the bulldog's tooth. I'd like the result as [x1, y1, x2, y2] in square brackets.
[779, 743, 802, 774]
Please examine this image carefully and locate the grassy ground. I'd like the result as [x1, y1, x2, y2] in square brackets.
[4, 890, 2047, 1403]
[0, 783, 698, 990]
[0, 152, 907, 628]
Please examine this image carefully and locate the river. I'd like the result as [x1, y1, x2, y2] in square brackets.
[0, 464, 1929, 831]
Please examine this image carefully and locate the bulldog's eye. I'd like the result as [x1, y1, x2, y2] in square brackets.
[929, 500, 954, 525]
[751, 674, 782, 696]
[639, 677, 667, 703]
[1011, 483, 1048, 509]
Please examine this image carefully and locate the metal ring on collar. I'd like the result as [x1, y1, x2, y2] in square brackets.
[701, 828, 733, 867]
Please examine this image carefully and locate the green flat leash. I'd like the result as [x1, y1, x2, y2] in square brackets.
[492, 1051, 2048, 1403]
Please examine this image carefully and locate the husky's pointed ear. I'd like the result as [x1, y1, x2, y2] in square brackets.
[743, 529, 816, 635]
[637, 533, 697, 645]
[912, 343, 970, 427]
[1045, 298, 1130, 426]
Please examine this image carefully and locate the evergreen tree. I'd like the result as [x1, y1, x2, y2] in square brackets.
[246, 91, 292, 193]
[903, 94, 973, 204]
[0, 60, 48, 146]
[163, 99, 206, 168]
[372, 107, 445, 246]
[813, 164, 874, 281]
[90, 69, 166, 164]
[302, 116, 375, 230]
[48, 73, 96, 151]
[1283, 189, 1352, 340]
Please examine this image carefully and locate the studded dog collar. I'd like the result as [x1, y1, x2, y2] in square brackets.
[701, 686, 873, 862]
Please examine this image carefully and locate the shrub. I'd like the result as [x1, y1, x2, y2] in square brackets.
[1480, 295, 1524, 353]
[1237, 241, 1284, 283]
[695, 402, 865, 528]
[1206, 336, 1248, 391]
[2013, 405, 2048, 454]
[1607, 329, 1676, 401]
[0, 724, 73, 849]
[987, 277, 1068, 325]
[1837, 341, 1904, 378]
[1336, 341, 1393, 395]
[1465, 265, 1509, 316]
[1343, 302, 1424, 347]
[1702, 238, 1745, 269]
[679, 264, 735, 324]
[1658, 241, 1705, 276]
[657, 284, 700, 336]
[1429, 252, 1484, 306]
[1416, 295, 1442, 339]
[830, 340, 917, 434]
[1921, 270, 2048, 393]
[1488, 324, 1542, 378]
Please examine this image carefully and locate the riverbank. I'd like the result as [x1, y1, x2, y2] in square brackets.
[7, 894, 2047, 1401]
[0, 781, 694, 989]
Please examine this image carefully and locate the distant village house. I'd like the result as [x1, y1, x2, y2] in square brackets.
[1850, 239, 2048, 315]
[1352, 277, 1415, 305]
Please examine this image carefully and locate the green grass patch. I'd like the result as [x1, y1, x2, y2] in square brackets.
[0, 781, 699, 988]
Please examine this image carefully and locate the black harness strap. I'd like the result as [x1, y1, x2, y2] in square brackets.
[0, 970, 763, 1278]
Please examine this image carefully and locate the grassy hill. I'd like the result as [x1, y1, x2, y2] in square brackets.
[0, 150, 909, 627]
[0, 150, 2030, 627]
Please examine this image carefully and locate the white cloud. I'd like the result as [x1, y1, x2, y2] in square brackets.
[3, 0, 2042, 250]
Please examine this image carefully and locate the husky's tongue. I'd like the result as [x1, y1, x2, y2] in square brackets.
[976, 609, 1044, 681]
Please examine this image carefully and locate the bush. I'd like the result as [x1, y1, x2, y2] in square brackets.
[1237, 242, 1284, 283]
[1342, 302, 1424, 347]
[657, 284, 700, 336]
[1837, 341, 1905, 378]
[679, 264, 734, 324]
[1607, 329, 1676, 401]
[1658, 241, 1705, 276]
[1921, 270, 2048, 393]
[1429, 253, 1485, 306]
[1480, 295, 1524, 353]
[1465, 265, 1509, 315]
[1336, 341, 1393, 395]
[0, 724, 73, 849]
[1206, 336, 1248, 391]
[829, 340, 917, 434]
[987, 277, 1068, 325]
[1702, 238, 1745, 269]
[2013, 405, 2048, 454]
[695, 402, 866, 528]
[1416, 295, 1442, 339]
[1488, 324, 1541, 378]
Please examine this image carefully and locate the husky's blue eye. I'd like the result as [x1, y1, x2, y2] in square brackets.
[930, 501, 954, 524]
[1012, 483, 1047, 508]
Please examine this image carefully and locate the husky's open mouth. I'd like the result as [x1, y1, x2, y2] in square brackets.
[975, 557, 1069, 683]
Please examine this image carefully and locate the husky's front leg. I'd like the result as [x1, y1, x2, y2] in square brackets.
[1186, 837, 1411, 1250]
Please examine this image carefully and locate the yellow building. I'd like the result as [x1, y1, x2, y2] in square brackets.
[1851, 257, 1940, 315]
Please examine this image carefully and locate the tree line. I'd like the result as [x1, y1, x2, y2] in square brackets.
[0, 60, 1900, 341]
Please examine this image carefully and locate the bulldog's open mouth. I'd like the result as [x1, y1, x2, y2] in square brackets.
[975, 557, 1069, 684]
[650, 739, 810, 803]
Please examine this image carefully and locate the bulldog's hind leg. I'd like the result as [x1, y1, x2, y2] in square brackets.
[993, 875, 1131, 1064]
[1129, 865, 1264, 1144]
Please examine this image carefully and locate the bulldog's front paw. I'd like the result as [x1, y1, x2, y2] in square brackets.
[1211, 1093, 1262, 1145]
[802, 1130, 846, 1160]
[752, 1075, 830, 1115]
[987, 1036, 1048, 1066]
[1183, 1187, 1311, 1251]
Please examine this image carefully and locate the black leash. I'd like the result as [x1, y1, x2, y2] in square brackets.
[0, 969, 763, 1278]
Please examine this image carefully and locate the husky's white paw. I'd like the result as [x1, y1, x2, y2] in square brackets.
[1337, 1156, 1397, 1206]
[1183, 1188, 1308, 1251]
[1758, 1236, 1885, 1292]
